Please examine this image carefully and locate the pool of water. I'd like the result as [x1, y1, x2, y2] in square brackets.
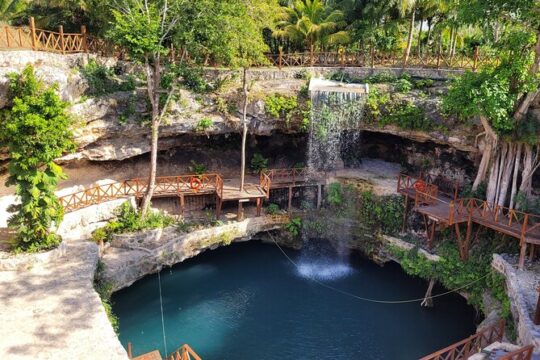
[112, 241, 477, 359]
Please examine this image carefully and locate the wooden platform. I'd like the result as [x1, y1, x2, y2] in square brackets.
[397, 173, 540, 268]
[221, 179, 267, 201]
[132, 350, 162, 360]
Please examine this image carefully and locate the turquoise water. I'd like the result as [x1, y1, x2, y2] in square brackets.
[112, 241, 477, 359]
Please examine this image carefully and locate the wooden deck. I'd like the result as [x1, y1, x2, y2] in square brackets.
[397, 173, 540, 268]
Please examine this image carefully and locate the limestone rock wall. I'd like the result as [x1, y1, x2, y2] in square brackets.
[101, 215, 289, 291]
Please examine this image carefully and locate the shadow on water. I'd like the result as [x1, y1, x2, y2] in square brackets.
[112, 241, 477, 360]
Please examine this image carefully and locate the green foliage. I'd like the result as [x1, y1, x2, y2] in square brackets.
[379, 100, 431, 131]
[91, 202, 175, 242]
[442, 30, 538, 137]
[80, 59, 136, 96]
[93, 261, 119, 333]
[394, 78, 413, 93]
[326, 183, 344, 207]
[265, 94, 298, 120]
[365, 89, 432, 131]
[265, 203, 280, 215]
[250, 153, 268, 173]
[389, 239, 513, 325]
[195, 117, 213, 132]
[189, 160, 207, 175]
[365, 71, 398, 84]
[414, 79, 434, 89]
[357, 191, 404, 236]
[162, 63, 212, 94]
[285, 217, 302, 237]
[0, 65, 75, 252]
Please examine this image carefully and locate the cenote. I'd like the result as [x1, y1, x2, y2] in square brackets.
[112, 241, 477, 359]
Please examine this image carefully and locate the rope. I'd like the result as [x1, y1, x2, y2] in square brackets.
[268, 232, 489, 304]
[157, 270, 168, 356]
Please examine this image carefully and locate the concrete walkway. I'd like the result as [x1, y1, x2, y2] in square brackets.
[0, 239, 127, 360]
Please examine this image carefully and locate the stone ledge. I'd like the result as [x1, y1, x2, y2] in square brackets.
[492, 254, 540, 352]
[102, 215, 289, 291]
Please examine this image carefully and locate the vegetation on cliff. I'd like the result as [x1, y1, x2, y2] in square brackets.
[0, 65, 74, 252]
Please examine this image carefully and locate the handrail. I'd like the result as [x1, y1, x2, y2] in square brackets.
[167, 344, 202, 360]
[419, 319, 505, 360]
[266, 49, 497, 70]
[58, 173, 224, 212]
[498, 344, 534, 360]
[261, 168, 310, 185]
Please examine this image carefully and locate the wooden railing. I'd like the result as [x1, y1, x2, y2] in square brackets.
[266, 48, 497, 71]
[397, 173, 461, 200]
[499, 345, 534, 360]
[261, 167, 310, 185]
[419, 320, 505, 360]
[0, 17, 118, 55]
[59, 174, 224, 212]
[167, 344, 202, 360]
[259, 172, 272, 199]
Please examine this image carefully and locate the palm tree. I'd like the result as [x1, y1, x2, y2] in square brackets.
[0, 0, 27, 23]
[273, 0, 349, 52]
[395, 0, 417, 65]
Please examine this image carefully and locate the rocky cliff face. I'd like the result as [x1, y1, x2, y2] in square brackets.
[0, 51, 484, 166]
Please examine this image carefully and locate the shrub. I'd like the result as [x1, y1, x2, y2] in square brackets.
[414, 79, 434, 89]
[395, 78, 413, 93]
[195, 117, 213, 132]
[1, 65, 75, 252]
[365, 71, 397, 84]
[251, 153, 268, 173]
[265, 94, 298, 119]
[326, 183, 344, 207]
[285, 217, 302, 237]
[266, 203, 280, 215]
[380, 100, 431, 131]
[189, 160, 207, 175]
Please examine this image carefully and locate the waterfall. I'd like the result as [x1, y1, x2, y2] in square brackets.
[307, 78, 368, 174]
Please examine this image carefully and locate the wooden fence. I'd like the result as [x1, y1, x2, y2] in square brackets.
[420, 320, 505, 360]
[0, 17, 119, 56]
[266, 47, 497, 71]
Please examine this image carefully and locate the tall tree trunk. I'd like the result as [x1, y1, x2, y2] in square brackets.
[141, 56, 161, 216]
[447, 26, 454, 57]
[497, 142, 516, 207]
[417, 12, 424, 57]
[403, 9, 416, 66]
[509, 143, 522, 209]
[473, 116, 498, 191]
[426, 18, 433, 52]
[239, 67, 249, 191]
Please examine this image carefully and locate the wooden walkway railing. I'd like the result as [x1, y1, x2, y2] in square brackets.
[419, 320, 505, 360]
[0, 17, 119, 55]
[261, 167, 310, 186]
[59, 174, 223, 213]
[167, 344, 202, 360]
[266, 48, 497, 71]
[398, 173, 540, 268]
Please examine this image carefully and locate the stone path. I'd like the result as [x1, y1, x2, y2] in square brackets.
[0, 239, 127, 360]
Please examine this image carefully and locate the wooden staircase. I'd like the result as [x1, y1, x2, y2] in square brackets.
[129, 344, 201, 360]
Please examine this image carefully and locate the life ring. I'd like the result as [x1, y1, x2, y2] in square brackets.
[190, 177, 202, 191]
[413, 180, 426, 193]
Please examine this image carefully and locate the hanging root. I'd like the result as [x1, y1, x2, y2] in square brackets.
[421, 279, 436, 307]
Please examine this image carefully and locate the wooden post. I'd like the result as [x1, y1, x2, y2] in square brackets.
[29, 17, 37, 51]
[310, 44, 314, 66]
[256, 198, 262, 217]
[59, 25, 65, 54]
[237, 201, 244, 221]
[178, 194, 185, 217]
[402, 194, 409, 233]
[519, 214, 529, 269]
[472, 46, 479, 72]
[81, 25, 88, 53]
[436, 43, 442, 69]
[288, 185, 293, 213]
[127, 343, 133, 359]
[530, 244, 536, 261]
[4, 26, 10, 48]
[215, 195, 222, 218]
[278, 47, 283, 70]
[534, 286, 540, 325]
[316, 184, 322, 210]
